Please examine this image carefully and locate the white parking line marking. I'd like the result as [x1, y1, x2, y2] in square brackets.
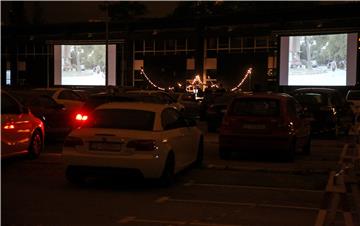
[314, 209, 327, 226]
[42, 153, 62, 157]
[184, 182, 323, 193]
[155, 196, 170, 203]
[117, 217, 248, 226]
[157, 197, 319, 211]
[343, 212, 354, 226]
[117, 216, 136, 224]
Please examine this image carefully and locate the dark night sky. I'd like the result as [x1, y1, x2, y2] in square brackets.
[23, 1, 180, 24]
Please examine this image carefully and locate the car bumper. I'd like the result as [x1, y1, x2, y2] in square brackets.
[219, 134, 293, 153]
[63, 149, 167, 179]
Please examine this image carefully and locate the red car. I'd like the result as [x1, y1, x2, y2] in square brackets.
[1, 90, 44, 159]
[219, 92, 311, 161]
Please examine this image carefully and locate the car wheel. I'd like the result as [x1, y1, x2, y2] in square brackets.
[28, 130, 43, 159]
[285, 141, 296, 162]
[219, 147, 231, 160]
[160, 152, 175, 186]
[302, 137, 311, 155]
[65, 166, 84, 184]
[194, 137, 204, 167]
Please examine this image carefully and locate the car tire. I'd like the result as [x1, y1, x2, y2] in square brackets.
[160, 152, 175, 186]
[302, 137, 311, 155]
[28, 129, 43, 159]
[65, 166, 85, 184]
[194, 136, 204, 167]
[285, 141, 296, 162]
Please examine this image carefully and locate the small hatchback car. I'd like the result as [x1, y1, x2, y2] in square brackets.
[63, 102, 203, 184]
[219, 92, 311, 161]
[1, 90, 44, 159]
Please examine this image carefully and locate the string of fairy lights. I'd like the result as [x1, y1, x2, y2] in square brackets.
[140, 67, 253, 92]
[230, 67, 253, 92]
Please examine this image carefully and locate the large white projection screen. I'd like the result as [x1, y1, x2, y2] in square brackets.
[280, 33, 358, 86]
[54, 44, 116, 86]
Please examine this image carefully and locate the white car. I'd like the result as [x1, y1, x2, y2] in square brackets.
[63, 102, 203, 184]
[32, 88, 85, 112]
[126, 90, 185, 112]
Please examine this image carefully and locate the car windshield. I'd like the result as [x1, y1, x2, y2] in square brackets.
[85, 109, 155, 131]
[229, 98, 280, 116]
[294, 93, 328, 106]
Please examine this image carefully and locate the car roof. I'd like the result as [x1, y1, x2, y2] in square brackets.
[94, 102, 169, 113]
[33, 87, 67, 91]
[126, 90, 167, 94]
[233, 92, 292, 100]
[293, 88, 338, 94]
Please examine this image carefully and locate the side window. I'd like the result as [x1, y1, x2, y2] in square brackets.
[1, 93, 21, 114]
[161, 108, 185, 130]
[32, 96, 58, 108]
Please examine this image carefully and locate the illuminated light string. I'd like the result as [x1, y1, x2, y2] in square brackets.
[140, 67, 252, 92]
[230, 68, 253, 92]
[140, 68, 165, 91]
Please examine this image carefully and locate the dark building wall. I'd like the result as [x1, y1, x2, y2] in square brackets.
[217, 53, 267, 91]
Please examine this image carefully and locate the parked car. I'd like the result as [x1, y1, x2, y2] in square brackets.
[206, 92, 238, 132]
[63, 102, 203, 185]
[345, 89, 360, 114]
[1, 90, 45, 159]
[199, 89, 226, 120]
[8, 91, 73, 138]
[292, 88, 353, 137]
[172, 92, 202, 119]
[219, 92, 311, 161]
[32, 88, 85, 112]
[126, 90, 185, 111]
[73, 93, 137, 127]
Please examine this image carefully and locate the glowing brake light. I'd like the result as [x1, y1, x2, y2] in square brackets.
[3, 124, 15, 129]
[75, 113, 88, 121]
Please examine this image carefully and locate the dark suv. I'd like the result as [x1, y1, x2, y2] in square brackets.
[292, 88, 353, 137]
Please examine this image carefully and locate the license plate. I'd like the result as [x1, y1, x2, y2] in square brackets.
[243, 124, 266, 130]
[89, 142, 122, 151]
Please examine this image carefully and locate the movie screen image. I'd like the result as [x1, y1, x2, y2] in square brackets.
[280, 33, 357, 86]
[61, 45, 106, 86]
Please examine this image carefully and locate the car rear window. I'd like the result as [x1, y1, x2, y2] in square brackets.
[229, 98, 280, 116]
[293, 93, 328, 106]
[85, 109, 155, 131]
[83, 95, 135, 111]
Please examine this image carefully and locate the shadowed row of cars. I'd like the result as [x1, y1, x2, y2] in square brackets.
[1, 86, 357, 185]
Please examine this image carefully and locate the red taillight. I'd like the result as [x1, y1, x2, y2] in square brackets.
[75, 113, 88, 121]
[126, 139, 157, 151]
[64, 136, 84, 147]
[3, 124, 15, 129]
